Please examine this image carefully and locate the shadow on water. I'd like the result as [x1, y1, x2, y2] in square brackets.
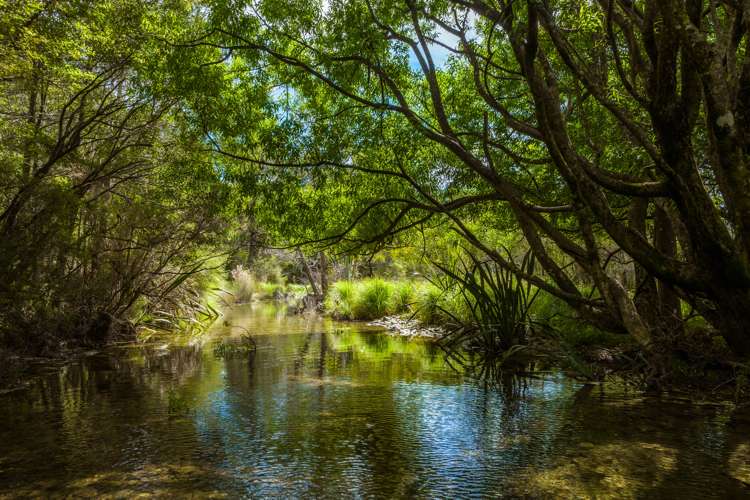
[0, 302, 748, 498]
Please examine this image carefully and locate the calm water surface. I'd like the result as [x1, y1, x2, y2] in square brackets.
[0, 303, 748, 498]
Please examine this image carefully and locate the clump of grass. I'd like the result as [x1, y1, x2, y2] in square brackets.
[230, 265, 255, 303]
[256, 282, 285, 299]
[228, 263, 311, 306]
[326, 279, 424, 320]
[391, 281, 416, 313]
[326, 281, 357, 319]
[353, 279, 394, 320]
[287, 283, 309, 300]
[435, 250, 539, 378]
[213, 334, 257, 359]
[136, 264, 227, 340]
[415, 284, 447, 324]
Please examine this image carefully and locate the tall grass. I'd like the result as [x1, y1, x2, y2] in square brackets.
[391, 282, 415, 312]
[434, 250, 539, 378]
[324, 278, 468, 324]
[137, 262, 229, 341]
[228, 265, 310, 302]
[354, 279, 393, 319]
[326, 281, 357, 319]
[256, 282, 285, 299]
[230, 265, 255, 303]
[326, 279, 426, 320]
[414, 285, 448, 324]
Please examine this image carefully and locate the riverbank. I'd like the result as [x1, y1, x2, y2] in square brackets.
[232, 275, 750, 401]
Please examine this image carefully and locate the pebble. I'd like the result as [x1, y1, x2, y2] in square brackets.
[368, 316, 446, 339]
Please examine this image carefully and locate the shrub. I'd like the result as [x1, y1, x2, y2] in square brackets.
[287, 283, 309, 300]
[391, 281, 416, 313]
[325, 281, 356, 319]
[415, 284, 447, 324]
[230, 265, 255, 303]
[325, 279, 432, 320]
[353, 279, 394, 320]
[257, 282, 284, 299]
[136, 263, 227, 341]
[431, 250, 539, 378]
[531, 292, 621, 348]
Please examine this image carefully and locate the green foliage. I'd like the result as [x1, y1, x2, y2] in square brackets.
[531, 293, 621, 349]
[213, 334, 257, 359]
[5, 0, 750, 389]
[436, 251, 539, 377]
[153, 0, 750, 370]
[391, 281, 416, 312]
[0, 0, 243, 351]
[414, 285, 450, 325]
[137, 262, 230, 341]
[325, 281, 357, 319]
[354, 279, 394, 320]
[287, 284, 309, 299]
[230, 266, 256, 303]
[323, 277, 473, 327]
[325, 279, 431, 321]
[257, 282, 285, 299]
[245, 253, 290, 284]
[228, 262, 309, 304]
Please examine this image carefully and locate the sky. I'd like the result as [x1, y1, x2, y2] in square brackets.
[408, 29, 458, 71]
[407, 13, 477, 71]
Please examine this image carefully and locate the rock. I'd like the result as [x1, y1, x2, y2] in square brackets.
[368, 315, 445, 339]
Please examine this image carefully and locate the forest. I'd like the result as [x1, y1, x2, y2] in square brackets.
[1, 0, 750, 497]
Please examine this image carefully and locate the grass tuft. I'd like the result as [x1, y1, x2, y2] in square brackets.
[325, 279, 448, 323]
[230, 265, 255, 303]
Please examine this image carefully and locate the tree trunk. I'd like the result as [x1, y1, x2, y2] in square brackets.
[318, 251, 328, 300]
[629, 198, 660, 330]
[297, 249, 321, 298]
[653, 203, 683, 336]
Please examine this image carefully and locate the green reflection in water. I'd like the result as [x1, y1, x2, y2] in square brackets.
[0, 303, 748, 498]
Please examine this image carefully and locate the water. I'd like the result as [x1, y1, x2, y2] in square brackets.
[0, 303, 748, 498]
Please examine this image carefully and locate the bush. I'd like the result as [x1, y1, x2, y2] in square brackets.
[228, 265, 309, 304]
[325, 279, 422, 320]
[531, 291, 625, 349]
[353, 279, 394, 320]
[325, 281, 356, 319]
[287, 283, 309, 300]
[256, 282, 285, 299]
[415, 284, 447, 324]
[136, 263, 227, 341]
[230, 265, 255, 303]
[391, 282, 416, 313]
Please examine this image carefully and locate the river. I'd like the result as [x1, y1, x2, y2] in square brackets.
[0, 303, 748, 498]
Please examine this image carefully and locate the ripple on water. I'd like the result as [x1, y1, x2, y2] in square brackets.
[0, 303, 748, 498]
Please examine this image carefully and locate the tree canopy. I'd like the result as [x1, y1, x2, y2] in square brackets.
[0, 0, 242, 347]
[4, 0, 750, 366]
[159, 0, 750, 359]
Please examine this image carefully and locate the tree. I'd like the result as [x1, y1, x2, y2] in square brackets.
[176, 0, 750, 358]
[0, 0, 240, 349]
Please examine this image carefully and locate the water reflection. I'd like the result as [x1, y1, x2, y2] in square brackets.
[0, 303, 748, 498]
